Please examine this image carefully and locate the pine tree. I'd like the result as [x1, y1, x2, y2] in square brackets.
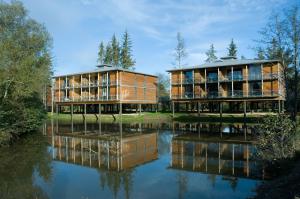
[111, 34, 120, 66]
[104, 43, 113, 64]
[120, 30, 135, 69]
[205, 44, 217, 63]
[227, 39, 237, 57]
[173, 32, 187, 68]
[97, 41, 105, 64]
[256, 47, 265, 59]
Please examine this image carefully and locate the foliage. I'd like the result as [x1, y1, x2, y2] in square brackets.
[173, 32, 187, 68]
[120, 30, 135, 69]
[156, 73, 170, 111]
[205, 44, 217, 63]
[111, 34, 120, 66]
[255, 114, 296, 162]
[97, 30, 135, 70]
[0, 1, 52, 145]
[255, 5, 300, 120]
[227, 39, 237, 57]
[97, 41, 105, 64]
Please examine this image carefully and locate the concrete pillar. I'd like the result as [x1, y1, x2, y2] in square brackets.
[219, 102, 223, 118]
[119, 103, 122, 116]
[243, 101, 247, 119]
[84, 104, 87, 119]
[98, 104, 101, 118]
[71, 104, 73, 119]
[139, 104, 142, 115]
[172, 101, 175, 118]
[278, 100, 281, 113]
[198, 102, 201, 116]
[56, 104, 58, 115]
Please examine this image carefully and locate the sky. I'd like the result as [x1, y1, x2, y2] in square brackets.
[17, 0, 298, 76]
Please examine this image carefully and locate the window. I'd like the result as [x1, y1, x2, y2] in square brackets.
[228, 70, 243, 80]
[249, 82, 262, 96]
[248, 64, 261, 80]
[184, 85, 193, 98]
[184, 71, 193, 83]
[207, 72, 218, 82]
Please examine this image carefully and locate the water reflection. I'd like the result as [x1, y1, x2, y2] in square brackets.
[0, 118, 266, 199]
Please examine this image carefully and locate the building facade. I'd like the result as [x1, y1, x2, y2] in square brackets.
[167, 57, 285, 114]
[52, 65, 158, 114]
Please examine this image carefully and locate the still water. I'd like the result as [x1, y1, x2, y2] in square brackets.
[0, 119, 267, 199]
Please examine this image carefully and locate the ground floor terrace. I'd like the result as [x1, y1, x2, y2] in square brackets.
[171, 98, 285, 117]
[53, 102, 158, 118]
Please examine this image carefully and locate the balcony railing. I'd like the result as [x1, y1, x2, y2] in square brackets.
[171, 89, 279, 100]
[207, 77, 218, 83]
[54, 95, 119, 102]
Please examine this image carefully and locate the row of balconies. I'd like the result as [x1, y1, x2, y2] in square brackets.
[55, 80, 118, 89]
[55, 95, 118, 102]
[172, 73, 279, 85]
[172, 89, 279, 99]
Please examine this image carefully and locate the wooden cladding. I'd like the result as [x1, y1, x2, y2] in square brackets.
[170, 62, 285, 101]
[54, 70, 157, 104]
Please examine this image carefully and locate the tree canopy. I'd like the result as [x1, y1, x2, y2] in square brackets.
[0, 1, 52, 145]
[227, 39, 237, 57]
[97, 31, 135, 70]
[173, 32, 187, 68]
[205, 44, 217, 63]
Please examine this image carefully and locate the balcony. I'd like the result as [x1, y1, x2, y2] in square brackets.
[171, 89, 279, 100]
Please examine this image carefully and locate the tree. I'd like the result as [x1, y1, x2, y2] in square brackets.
[227, 39, 237, 57]
[255, 114, 296, 162]
[156, 73, 170, 111]
[0, 1, 52, 144]
[104, 42, 113, 65]
[120, 30, 135, 69]
[97, 41, 105, 64]
[205, 44, 217, 63]
[256, 47, 265, 59]
[255, 6, 300, 120]
[173, 32, 187, 68]
[111, 34, 120, 66]
[286, 6, 300, 121]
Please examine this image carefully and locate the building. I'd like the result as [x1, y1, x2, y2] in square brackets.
[52, 64, 158, 115]
[167, 57, 285, 115]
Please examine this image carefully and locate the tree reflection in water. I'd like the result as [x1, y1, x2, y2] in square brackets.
[0, 133, 52, 199]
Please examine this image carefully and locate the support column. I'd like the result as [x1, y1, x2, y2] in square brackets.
[71, 104, 73, 119]
[84, 104, 87, 119]
[278, 100, 281, 113]
[119, 103, 122, 116]
[98, 104, 101, 118]
[56, 104, 59, 115]
[220, 102, 223, 118]
[243, 101, 247, 119]
[172, 101, 175, 118]
[139, 104, 142, 115]
[198, 102, 201, 116]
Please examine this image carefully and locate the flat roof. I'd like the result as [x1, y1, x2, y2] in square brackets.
[166, 59, 280, 72]
[53, 66, 157, 78]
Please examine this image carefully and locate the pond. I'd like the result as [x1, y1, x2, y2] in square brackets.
[0, 119, 268, 199]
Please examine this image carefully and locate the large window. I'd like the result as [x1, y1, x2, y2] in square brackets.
[207, 72, 218, 82]
[228, 70, 243, 80]
[184, 71, 193, 83]
[249, 82, 262, 96]
[248, 64, 261, 80]
[184, 85, 193, 98]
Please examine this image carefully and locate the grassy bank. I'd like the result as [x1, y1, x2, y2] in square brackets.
[47, 111, 270, 123]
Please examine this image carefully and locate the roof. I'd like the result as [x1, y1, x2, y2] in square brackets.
[166, 59, 281, 72]
[53, 65, 157, 78]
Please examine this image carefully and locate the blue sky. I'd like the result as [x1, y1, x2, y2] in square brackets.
[19, 0, 297, 76]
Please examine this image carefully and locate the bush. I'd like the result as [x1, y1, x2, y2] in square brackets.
[255, 114, 296, 162]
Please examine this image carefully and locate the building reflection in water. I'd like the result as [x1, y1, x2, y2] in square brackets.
[47, 119, 158, 171]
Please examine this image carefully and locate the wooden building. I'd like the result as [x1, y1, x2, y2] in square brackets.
[167, 57, 285, 115]
[52, 64, 158, 114]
